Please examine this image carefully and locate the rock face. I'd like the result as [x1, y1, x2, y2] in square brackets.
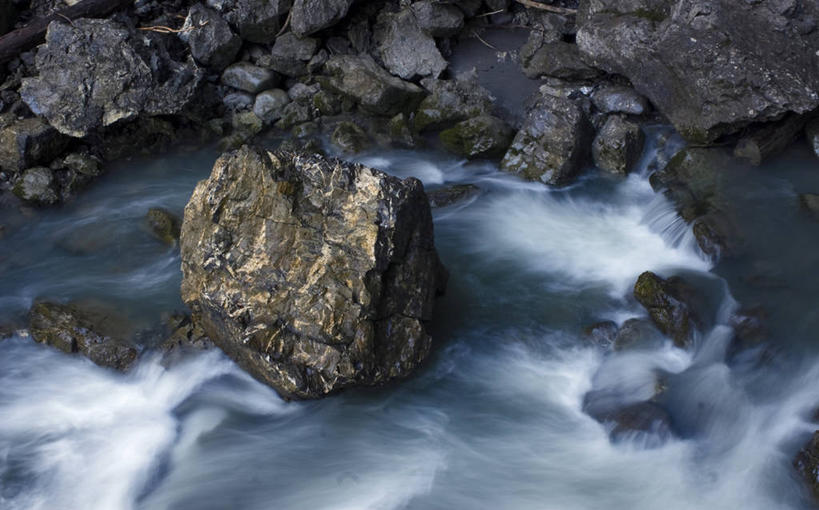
[291, 0, 354, 36]
[592, 115, 645, 175]
[501, 92, 593, 185]
[29, 301, 139, 371]
[633, 271, 698, 348]
[576, 0, 819, 142]
[21, 19, 202, 138]
[180, 146, 447, 399]
[375, 7, 448, 80]
[321, 55, 426, 116]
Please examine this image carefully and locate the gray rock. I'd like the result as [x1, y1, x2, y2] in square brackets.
[21, 19, 202, 138]
[146, 207, 181, 246]
[414, 71, 494, 132]
[181, 3, 242, 71]
[592, 115, 645, 175]
[807, 119, 819, 159]
[583, 320, 619, 348]
[633, 271, 698, 348]
[221, 62, 279, 93]
[266, 33, 319, 77]
[274, 101, 313, 130]
[223, 91, 255, 111]
[220, 0, 290, 43]
[12, 167, 58, 205]
[291, 0, 354, 36]
[253, 88, 291, 123]
[180, 146, 447, 399]
[591, 86, 651, 115]
[576, 0, 819, 142]
[501, 92, 593, 185]
[439, 115, 513, 159]
[330, 121, 370, 154]
[61, 152, 101, 177]
[375, 7, 448, 80]
[613, 318, 664, 352]
[0, 117, 67, 172]
[411, 0, 464, 37]
[288, 82, 319, 102]
[522, 41, 602, 81]
[29, 301, 139, 371]
[321, 55, 426, 116]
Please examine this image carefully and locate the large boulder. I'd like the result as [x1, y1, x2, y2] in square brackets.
[375, 6, 448, 80]
[321, 55, 426, 116]
[20, 19, 202, 138]
[576, 0, 819, 143]
[633, 271, 698, 348]
[180, 146, 447, 399]
[291, 0, 354, 36]
[501, 92, 593, 185]
[181, 3, 242, 71]
[29, 301, 139, 371]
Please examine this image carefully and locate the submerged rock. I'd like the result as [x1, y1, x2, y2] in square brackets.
[613, 318, 664, 352]
[592, 115, 645, 175]
[583, 320, 618, 348]
[427, 184, 480, 208]
[501, 92, 593, 185]
[633, 272, 698, 348]
[146, 207, 181, 246]
[576, 0, 819, 142]
[330, 121, 370, 154]
[21, 19, 202, 138]
[321, 55, 426, 116]
[29, 301, 139, 371]
[180, 146, 447, 399]
[439, 115, 513, 159]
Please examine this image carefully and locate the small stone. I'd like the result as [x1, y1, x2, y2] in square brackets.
[592, 86, 651, 116]
[221, 62, 279, 93]
[253, 89, 291, 124]
[232, 110, 264, 136]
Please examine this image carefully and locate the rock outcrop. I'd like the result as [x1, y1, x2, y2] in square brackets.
[576, 0, 819, 142]
[21, 19, 202, 138]
[180, 146, 447, 399]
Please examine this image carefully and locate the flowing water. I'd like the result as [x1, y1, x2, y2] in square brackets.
[2, 129, 819, 510]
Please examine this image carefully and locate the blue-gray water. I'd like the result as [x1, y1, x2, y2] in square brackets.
[2, 132, 819, 509]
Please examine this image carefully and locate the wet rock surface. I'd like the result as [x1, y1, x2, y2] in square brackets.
[592, 115, 645, 175]
[375, 6, 448, 80]
[576, 0, 819, 142]
[633, 272, 698, 348]
[414, 72, 494, 132]
[28, 301, 139, 371]
[427, 184, 480, 208]
[181, 3, 241, 71]
[0, 117, 66, 172]
[795, 431, 819, 500]
[145, 207, 181, 246]
[501, 92, 593, 185]
[439, 115, 513, 160]
[180, 146, 447, 399]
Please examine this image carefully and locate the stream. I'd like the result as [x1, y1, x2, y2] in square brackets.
[2, 126, 819, 509]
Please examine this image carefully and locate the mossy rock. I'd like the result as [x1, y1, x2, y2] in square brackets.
[633, 271, 698, 348]
[439, 115, 513, 159]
